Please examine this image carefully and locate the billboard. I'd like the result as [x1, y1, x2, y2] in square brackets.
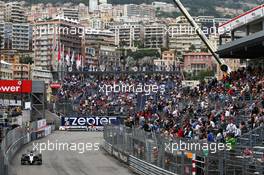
[219, 5, 264, 33]
[0, 80, 32, 93]
[50, 83, 61, 89]
[61, 116, 120, 129]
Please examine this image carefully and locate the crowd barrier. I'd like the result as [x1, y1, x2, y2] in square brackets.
[0, 121, 55, 175]
[102, 141, 177, 175]
[103, 125, 264, 175]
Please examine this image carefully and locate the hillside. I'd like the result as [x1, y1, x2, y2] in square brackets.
[27, 0, 262, 17]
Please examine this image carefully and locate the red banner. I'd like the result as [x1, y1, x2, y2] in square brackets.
[50, 83, 61, 89]
[0, 80, 32, 93]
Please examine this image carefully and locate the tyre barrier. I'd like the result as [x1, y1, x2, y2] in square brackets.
[102, 140, 178, 175]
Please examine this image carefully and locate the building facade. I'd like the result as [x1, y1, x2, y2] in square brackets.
[0, 60, 13, 79]
[33, 18, 82, 71]
[13, 63, 30, 80]
[5, 2, 26, 23]
[110, 24, 142, 48]
[143, 23, 167, 48]
[0, 22, 30, 51]
[183, 52, 216, 75]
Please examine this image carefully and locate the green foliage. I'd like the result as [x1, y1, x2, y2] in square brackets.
[189, 44, 196, 52]
[20, 56, 34, 65]
[156, 11, 179, 18]
[184, 69, 215, 80]
[127, 49, 160, 60]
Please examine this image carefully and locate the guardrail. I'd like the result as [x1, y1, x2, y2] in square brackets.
[0, 123, 55, 175]
[102, 140, 178, 175]
[103, 125, 264, 175]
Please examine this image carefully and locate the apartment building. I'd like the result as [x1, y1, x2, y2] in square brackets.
[168, 21, 203, 54]
[124, 4, 155, 19]
[31, 65, 53, 84]
[0, 60, 13, 79]
[0, 22, 30, 51]
[13, 63, 31, 80]
[154, 50, 177, 69]
[109, 24, 142, 48]
[33, 18, 82, 71]
[143, 23, 167, 48]
[5, 2, 26, 23]
[183, 52, 216, 75]
[60, 8, 79, 21]
[89, 0, 99, 12]
[83, 29, 116, 70]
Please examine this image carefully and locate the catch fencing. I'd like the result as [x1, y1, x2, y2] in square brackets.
[103, 125, 264, 175]
[0, 121, 55, 175]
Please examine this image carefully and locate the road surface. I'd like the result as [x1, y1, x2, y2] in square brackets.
[9, 131, 135, 175]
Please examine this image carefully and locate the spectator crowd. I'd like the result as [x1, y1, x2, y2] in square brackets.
[56, 66, 264, 143]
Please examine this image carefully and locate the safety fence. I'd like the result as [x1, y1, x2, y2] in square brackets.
[103, 125, 264, 175]
[0, 121, 55, 175]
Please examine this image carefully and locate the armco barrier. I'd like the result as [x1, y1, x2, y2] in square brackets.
[102, 140, 178, 175]
[129, 156, 177, 175]
[0, 124, 55, 175]
[104, 125, 264, 175]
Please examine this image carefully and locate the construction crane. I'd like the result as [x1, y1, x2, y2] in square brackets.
[173, 0, 230, 73]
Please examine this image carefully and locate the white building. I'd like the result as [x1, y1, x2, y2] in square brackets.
[0, 22, 30, 51]
[60, 8, 79, 21]
[5, 2, 26, 23]
[168, 18, 204, 54]
[99, 0, 107, 4]
[143, 23, 167, 48]
[109, 24, 142, 48]
[124, 4, 155, 19]
[0, 60, 13, 79]
[89, 0, 98, 12]
[31, 65, 53, 84]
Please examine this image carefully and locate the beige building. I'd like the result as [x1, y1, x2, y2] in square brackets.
[110, 24, 142, 48]
[13, 63, 30, 80]
[33, 18, 82, 71]
[154, 50, 176, 69]
[31, 65, 53, 84]
[83, 29, 116, 70]
[168, 21, 203, 54]
[143, 23, 167, 49]
[5, 2, 26, 23]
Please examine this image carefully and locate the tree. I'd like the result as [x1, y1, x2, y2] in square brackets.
[189, 44, 196, 52]
[20, 56, 34, 65]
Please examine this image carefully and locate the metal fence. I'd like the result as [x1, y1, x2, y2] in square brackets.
[0, 121, 55, 175]
[104, 125, 264, 175]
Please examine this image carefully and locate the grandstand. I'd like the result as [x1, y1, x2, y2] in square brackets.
[53, 4, 264, 175]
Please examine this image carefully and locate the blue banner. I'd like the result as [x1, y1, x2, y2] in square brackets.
[61, 116, 120, 127]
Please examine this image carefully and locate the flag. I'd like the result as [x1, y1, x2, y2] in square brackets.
[52, 32, 57, 51]
[57, 43, 61, 62]
[71, 50, 75, 65]
[61, 44, 64, 61]
[76, 54, 81, 70]
[65, 47, 70, 66]
[65, 54, 70, 66]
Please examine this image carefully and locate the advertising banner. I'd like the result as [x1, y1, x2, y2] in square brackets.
[37, 119, 47, 129]
[61, 116, 120, 129]
[50, 83, 61, 89]
[0, 80, 32, 93]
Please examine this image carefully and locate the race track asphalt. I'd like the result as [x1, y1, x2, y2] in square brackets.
[9, 131, 135, 175]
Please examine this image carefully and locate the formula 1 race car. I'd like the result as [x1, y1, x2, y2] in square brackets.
[21, 150, 42, 165]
